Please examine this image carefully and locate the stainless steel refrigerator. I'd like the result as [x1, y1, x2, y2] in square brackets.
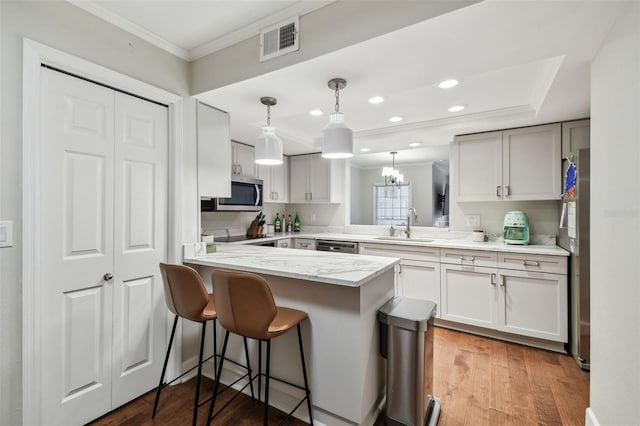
[558, 147, 590, 370]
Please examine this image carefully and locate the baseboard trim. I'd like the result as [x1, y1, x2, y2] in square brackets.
[585, 407, 599, 426]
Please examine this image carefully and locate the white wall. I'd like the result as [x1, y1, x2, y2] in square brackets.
[0, 2, 190, 424]
[589, 2, 640, 424]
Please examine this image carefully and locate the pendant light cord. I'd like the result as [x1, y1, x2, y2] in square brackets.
[334, 86, 340, 113]
[266, 104, 271, 126]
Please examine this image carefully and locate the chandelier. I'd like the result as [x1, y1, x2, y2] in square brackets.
[255, 96, 283, 165]
[382, 151, 404, 186]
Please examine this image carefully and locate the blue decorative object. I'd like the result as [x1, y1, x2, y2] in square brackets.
[564, 160, 576, 199]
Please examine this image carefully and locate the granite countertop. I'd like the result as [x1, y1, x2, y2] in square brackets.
[231, 232, 570, 256]
[183, 244, 399, 288]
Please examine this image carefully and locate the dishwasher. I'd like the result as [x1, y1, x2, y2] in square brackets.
[316, 240, 359, 254]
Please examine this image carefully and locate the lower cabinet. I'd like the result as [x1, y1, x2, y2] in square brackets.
[440, 249, 568, 343]
[276, 238, 292, 248]
[440, 264, 497, 328]
[293, 238, 316, 250]
[359, 243, 441, 318]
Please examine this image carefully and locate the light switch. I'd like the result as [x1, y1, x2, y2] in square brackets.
[0, 221, 13, 248]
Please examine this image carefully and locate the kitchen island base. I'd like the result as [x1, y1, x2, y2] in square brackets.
[192, 264, 395, 426]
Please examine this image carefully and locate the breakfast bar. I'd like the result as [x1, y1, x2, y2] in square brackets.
[183, 244, 399, 426]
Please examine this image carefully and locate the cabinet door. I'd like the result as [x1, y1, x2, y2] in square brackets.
[289, 156, 309, 202]
[454, 131, 503, 201]
[502, 123, 561, 200]
[440, 264, 498, 328]
[232, 142, 256, 178]
[197, 102, 231, 197]
[497, 270, 567, 342]
[256, 163, 272, 200]
[270, 156, 288, 202]
[398, 260, 441, 318]
[308, 154, 331, 202]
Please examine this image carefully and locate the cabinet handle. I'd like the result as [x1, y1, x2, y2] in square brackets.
[500, 274, 505, 287]
[104, 273, 113, 281]
[281, 243, 288, 248]
[458, 256, 475, 262]
[505, 185, 511, 198]
[490, 273, 496, 286]
[274, 192, 278, 200]
[309, 192, 312, 201]
[522, 260, 540, 267]
[398, 263, 402, 274]
[300, 243, 309, 248]
[496, 186, 502, 198]
[238, 165, 243, 175]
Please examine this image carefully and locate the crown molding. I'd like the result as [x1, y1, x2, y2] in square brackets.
[188, 0, 335, 60]
[67, 0, 334, 62]
[67, 0, 191, 60]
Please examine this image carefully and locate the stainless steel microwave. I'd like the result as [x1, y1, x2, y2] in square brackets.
[201, 177, 263, 212]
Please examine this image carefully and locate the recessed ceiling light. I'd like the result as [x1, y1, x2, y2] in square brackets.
[360, 148, 371, 152]
[438, 79, 460, 89]
[389, 116, 403, 123]
[309, 109, 323, 116]
[409, 142, 421, 147]
[448, 105, 465, 113]
[368, 96, 384, 104]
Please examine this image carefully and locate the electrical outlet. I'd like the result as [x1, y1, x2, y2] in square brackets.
[465, 214, 481, 227]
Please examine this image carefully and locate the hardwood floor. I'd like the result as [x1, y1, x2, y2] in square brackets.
[89, 327, 589, 425]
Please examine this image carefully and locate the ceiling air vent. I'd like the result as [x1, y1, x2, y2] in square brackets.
[260, 16, 299, 62]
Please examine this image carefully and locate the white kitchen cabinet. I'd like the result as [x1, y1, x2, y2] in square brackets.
[257, 156, 288, 203]
[440, 263, 498, 328]
[231, 141, 256, 178]
[359, 243, 441, 317]
[289, 154, 343, 203]
[197, 102, 231, 197]
[453, 123, 561, 201]
[440, 249, 568, 343]
[496, 252, 568, 342]
[293, 238, 316, 250]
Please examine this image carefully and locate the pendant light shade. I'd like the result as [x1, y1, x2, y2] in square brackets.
[322, 78, 353, 159]
[255, 97, 283, 165]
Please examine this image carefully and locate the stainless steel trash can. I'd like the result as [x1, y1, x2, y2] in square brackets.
[378, 296, 441, 426]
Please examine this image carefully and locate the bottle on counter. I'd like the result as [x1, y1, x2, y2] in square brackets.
[294, 212, 301, 232]
[274, 212, 282, 233]
[286, 214, 293, 233]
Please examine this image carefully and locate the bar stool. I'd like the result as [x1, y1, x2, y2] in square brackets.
[154, 263, 254, 426]
[206, 269, 313, 426]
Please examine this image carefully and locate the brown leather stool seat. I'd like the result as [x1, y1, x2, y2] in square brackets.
[153, 263, 254, 426]
[206, 269, 313, 425]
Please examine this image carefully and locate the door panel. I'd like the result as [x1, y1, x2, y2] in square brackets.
[41, 67, 115, 425]
[62, 287, 108, 401]
[112, 92, 167, 408]
[440, 265, 497, 328]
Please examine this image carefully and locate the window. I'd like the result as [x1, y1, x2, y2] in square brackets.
[374, 183, 411, 225]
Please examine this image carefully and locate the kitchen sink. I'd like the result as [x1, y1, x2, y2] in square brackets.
[374, 236, 434, 243]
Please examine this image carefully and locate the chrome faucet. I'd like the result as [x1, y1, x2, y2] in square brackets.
[405, 208, 418, 238]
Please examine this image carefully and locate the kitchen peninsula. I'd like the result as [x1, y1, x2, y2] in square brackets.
[183, 244, 399, 426]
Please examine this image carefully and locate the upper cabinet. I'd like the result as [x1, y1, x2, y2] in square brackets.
[257, 156, 289, 203]
[197, 102, 231, 198]
[231, 141, 257, 178]
[289, 154, 343, 203]
[453, 123, 561, 202]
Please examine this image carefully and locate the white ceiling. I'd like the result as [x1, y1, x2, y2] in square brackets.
[70, 0, 626, 167]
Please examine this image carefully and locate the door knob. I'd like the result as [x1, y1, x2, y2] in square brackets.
[104, 273, 113, 281]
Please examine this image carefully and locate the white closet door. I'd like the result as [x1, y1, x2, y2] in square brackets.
[39, 68, 169, 424]
[40, 68, 115, 425]
[111, 92, 168, 407]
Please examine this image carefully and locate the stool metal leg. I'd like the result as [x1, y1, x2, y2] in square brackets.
[152, 314, 179, 418]
[207, 330, 230, 426]
[213, 318, 218, 381]
[264, 339, 271, 426]
[193, 321, 207, 426]
[243, 336, 255, 400]
[258, 340, 262, 402]
[297, 324, 314, 425]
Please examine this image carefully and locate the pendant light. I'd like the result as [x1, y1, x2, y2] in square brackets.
[255, 96, 283, 165]
[382, 151, 404, 186]
[322, 78, 353, 159]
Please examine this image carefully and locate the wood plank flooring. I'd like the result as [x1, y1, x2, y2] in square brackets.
[89, 327, 589, 425]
